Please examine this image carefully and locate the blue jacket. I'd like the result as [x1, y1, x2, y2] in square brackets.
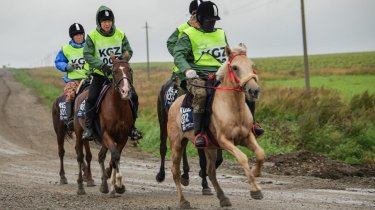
[55, 40, 86, 83]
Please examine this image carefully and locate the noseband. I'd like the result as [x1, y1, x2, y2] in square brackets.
[216, 53, 258, 92]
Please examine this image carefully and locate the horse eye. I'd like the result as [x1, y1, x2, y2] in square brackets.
[232, 65, 239, 71]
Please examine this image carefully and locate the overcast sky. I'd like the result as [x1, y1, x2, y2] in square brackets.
[1, 0, 374, 68]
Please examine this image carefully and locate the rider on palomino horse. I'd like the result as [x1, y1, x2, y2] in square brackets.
[82, 5, 142, 141]
[54, 23, 89, 130]
[173, 1, 264, 148]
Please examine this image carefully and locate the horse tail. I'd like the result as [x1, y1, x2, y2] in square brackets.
[156, 80, 171, 182]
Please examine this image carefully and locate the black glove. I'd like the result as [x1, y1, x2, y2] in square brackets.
[101, 64, 112, 74]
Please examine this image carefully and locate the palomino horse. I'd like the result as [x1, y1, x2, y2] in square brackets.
[156, 78, 223, 195]
[167, 44, 265, 208]
[52, 94, 95, 186]
[74, 52, 134, 196]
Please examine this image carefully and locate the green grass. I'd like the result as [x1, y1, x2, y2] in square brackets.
[264, 75, 375, 100]
[254, 51, 375, 72]
[11, 69, 61, 107]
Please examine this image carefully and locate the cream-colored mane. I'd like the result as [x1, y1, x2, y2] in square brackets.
[216, 43, 248, 80]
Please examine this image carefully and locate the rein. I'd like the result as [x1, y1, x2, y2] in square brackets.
[216, 53, 258, 92]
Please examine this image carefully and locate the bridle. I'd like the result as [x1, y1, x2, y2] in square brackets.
[215, 53, 258, 92]
[111, 60, 133, 92]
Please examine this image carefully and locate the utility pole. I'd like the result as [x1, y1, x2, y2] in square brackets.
[301, 0, 311, 95]
[145, 21, 150, 80]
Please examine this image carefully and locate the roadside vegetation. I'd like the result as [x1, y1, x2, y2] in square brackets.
[10, 51, 375, 164]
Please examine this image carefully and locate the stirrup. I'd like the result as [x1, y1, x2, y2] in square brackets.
[82, 128, 94, 141]
[130, 128, 143, 141]
[194, 134, 208, 148]
[66, 119, 74, 131]
[252, 121, 264, 138]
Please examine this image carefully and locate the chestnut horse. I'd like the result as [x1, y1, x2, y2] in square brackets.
[52, 92, 95, 186]
[156, 77, 223, 195]
[167, 44, 265, 208]
[74, 53, 133, 197]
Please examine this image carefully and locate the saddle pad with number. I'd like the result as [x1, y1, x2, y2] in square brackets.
[180, 94, 194, 132]
[58, 96, 68, 121]
[163, 79, 179, 111]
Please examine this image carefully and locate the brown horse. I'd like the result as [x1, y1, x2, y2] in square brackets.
[74, 53, 134, 196]
[52, 93, 95, 186]
[156, 77, 223, 195]
[167, 44, 265, 208]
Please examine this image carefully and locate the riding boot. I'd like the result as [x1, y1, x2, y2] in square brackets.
[82, 100, 95, 141]
[246, 99, 264, 138]
[129, 89, 143, 141]
[65, 101, 74, 130]
[193, 113, 207, 148]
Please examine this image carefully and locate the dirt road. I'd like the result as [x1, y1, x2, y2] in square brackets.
[0, 68, 374, 209]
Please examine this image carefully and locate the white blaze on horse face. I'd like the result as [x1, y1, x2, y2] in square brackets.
[119, 66, 130, 99]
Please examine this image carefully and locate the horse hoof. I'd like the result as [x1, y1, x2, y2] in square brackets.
[86, 179, 96, 187]
[115, 185, 126, 194]
[250, 191, 263, 200]
[180, 200, 191, 209]
[60, 178, 68, 185]
[220, 197, 232, 207]
[77, 188, 86, 195]
[180, 177, 189, 186]
[100, 184, 109, 194]
[109, 191, 116, 198]
[202, 187, 213, 195]
[155, 172, 165, 183]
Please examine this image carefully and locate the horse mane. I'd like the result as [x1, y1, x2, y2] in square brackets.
[216, 43, 248, 80]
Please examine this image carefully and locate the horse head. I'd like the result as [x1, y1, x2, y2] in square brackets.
[109, 52, 133, 100]
[218, 43, 260, 100]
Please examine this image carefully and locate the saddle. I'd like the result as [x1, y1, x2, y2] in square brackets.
[58, 79, 90, 121]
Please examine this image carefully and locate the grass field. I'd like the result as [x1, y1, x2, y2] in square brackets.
[10, 51, 375, 164]
[264, 75, 375, 100]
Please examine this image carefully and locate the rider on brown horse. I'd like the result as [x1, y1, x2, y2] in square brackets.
[82, 5, 142, 141]
[54, 23, 88, 130]
[173, 1, 264, 148]
[166, 0, 202, 89]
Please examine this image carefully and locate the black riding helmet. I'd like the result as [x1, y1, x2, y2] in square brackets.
[189, 0, 203, 14]
[196, 1, 220, 23]
[98, 9, 114, 21]
[69, 23, 85, 38]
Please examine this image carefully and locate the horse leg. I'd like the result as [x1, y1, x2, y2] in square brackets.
[205, 149, 231, 207]
[171, 141, 191, 209]
[221, 139, 263, 200]
[83, 141, 95, 186]
[75, 137, 86, 195]
[180, 141, 190, 186]
[113, 140, 127, 194]
[98, 145, 109, 194]
[198, 149, 213, 195]
[103, 133, 121, 197]
[156, 99, 167, 183]
[57, 130, 67, 185]
[245, 134, 265, 177]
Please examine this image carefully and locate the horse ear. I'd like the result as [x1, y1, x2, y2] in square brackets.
[239, 43, 247, 54]
[123, 51, 130, 62]
[225, 45, 232, 58]
[109, 53, 116, 62]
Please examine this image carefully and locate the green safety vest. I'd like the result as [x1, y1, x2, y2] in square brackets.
[62, 45, 88, 80]
[183, 27, 226, 67]
[88, 28, 125, 76]
[172, 22, 192, 73]
[177, 22, 190, 39]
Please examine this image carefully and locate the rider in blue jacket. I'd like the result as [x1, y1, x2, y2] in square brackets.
[55, 23, 88, 129]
